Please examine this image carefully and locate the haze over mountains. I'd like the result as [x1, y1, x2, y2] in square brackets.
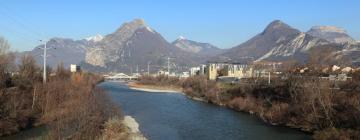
[20, 19, 360, 73]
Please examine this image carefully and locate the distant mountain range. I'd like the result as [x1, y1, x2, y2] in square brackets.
[171, 36, 223, 56]
[19, 38, 95, 68]
[21, 19, 219, 72]
[18, 19, 360, 73]
[213, 20, 360, 65]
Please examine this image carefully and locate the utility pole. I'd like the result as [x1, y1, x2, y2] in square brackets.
[147, 61, 151, 75]
[39, 40, 48, 84]
[268, 72, 271, 85]
[130, 66, 133, 75]
[167, 57, 170, 75]
[43, 41, 47, 83]
[136, 65, 139, 74]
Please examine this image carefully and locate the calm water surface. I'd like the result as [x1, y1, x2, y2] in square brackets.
[100, 81, 311, 140]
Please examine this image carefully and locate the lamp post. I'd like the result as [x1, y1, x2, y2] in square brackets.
[39, 40, 47, 83]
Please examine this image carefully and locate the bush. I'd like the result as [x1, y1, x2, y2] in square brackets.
[138, 75, 180, 86]
[100, 117, 129, 140]
[313, 127, 360, 140]
[181, 76, 219, 101]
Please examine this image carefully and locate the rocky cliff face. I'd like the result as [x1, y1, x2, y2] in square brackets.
[85, 19, 147, 67]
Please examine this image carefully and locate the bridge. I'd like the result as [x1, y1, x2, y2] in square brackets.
[104, 73, 138, 81]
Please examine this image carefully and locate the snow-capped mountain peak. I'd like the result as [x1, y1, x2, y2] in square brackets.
[307, 26, 354, 44]
[144, 26, 155, 33]
[178, 36, 186, 40]
[85, 34, 103, 42]
[309, 26, 347, 34]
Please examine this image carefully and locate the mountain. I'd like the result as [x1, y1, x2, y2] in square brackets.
[20, 19, 205, 73]
[171, 36, 223, 56]
[86, 34, 104, 42]
[214, 20, 331, 63]
[20, 38, 94, 68]
[22, 19, 359, 71]
[307, 26, 355, 44]
[84, 19, 202, 72]
[85, 19, 147, 67]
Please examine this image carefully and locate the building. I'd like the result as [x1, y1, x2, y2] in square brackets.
[207, 63, 218, 80]
[189, 65, 207, 76]
[157, 70, 168, 75]
[199, 64, 207, 75]
[205, 62, 254, 80]
[189, 67, 200, 76]
[180, 72, 190, 78]
[70, 64, 81, 73]
[223, 64, 247, 78]
[253, 69, 268, 78]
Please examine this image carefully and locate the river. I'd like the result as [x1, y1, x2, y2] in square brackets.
[100, 82, 311, 140]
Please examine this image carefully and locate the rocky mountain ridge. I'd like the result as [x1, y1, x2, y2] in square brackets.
[214, 20, 359, 65]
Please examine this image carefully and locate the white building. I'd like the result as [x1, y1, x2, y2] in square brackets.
[189, 67, 200, 76]
[70, 64, 81, 73]
[180, 72, 190, 78]
[199, 64, 206, 75]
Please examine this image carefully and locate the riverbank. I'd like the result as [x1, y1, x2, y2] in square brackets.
[128, 82, 183, 93]
[0, 68, 126, 139]
[100, 81, 311, 140]
[127, 82, 210, 103]
[123, 116, 147, 140]
[100, 115, 147, 140]
[131, 81, 312, 131]
[135, 75, 360, 139]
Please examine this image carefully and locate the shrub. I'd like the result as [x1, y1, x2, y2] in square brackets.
[313, 127, 360, 140]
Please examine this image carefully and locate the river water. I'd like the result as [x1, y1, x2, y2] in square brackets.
[99, 82, 310, 140]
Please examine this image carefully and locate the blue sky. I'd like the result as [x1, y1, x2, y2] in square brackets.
[0, 0, 359, 51]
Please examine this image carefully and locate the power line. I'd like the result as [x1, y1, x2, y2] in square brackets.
[0, 4, 54, 40]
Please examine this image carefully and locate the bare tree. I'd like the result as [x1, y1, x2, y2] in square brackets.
[0, 37, 10, 55]
[18, 54, 41, 82]
[0, 37, 13, 89]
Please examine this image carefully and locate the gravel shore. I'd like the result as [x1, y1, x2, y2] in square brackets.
[123, 116, 147, 140]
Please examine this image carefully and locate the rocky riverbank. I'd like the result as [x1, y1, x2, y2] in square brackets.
[100, 116, 147, 140]
[123, 116, 147, 140]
